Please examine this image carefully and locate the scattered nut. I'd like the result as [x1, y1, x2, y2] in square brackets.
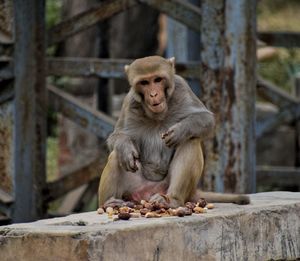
[206, 203, 214, 209]
[97, 208, 104, 214]
[101, 197, 214, 220]
[130, 212, 142, 218]
[145, 212, 162, 218]
[106, 207, 114, 215]
[193, 206, 207, 214]
[119, 206, 130, 213]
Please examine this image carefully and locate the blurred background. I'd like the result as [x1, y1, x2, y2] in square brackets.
[0, 0, 300, 223]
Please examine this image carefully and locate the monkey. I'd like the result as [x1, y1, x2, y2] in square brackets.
[98, 56, 250, 208]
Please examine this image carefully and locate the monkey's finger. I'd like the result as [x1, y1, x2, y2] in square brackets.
[165, 137, 177, 147]
[161, 132, 168, 139]
[132, 150, 139, 160]
[128, 157, 138, 172]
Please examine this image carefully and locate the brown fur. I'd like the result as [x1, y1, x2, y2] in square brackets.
[98, 56, 250, 207]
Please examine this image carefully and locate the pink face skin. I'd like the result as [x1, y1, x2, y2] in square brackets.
[137, 75, 167, 114]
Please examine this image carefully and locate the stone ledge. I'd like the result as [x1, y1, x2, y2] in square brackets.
[0, 192, 300, 261]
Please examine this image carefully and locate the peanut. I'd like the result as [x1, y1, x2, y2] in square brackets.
[97, 208, 104, 214]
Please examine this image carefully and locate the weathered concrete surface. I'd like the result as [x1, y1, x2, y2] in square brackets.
[0, 192, 299, 261]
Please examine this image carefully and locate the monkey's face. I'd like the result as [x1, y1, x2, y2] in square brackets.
[136, 75, 168, 114]
[125, 56, 176, 115]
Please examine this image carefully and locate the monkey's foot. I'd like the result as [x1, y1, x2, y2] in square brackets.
[149, 193, 182, 208]
[102, 198, 125, 209]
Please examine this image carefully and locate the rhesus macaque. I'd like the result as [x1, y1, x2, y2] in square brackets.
[98, 56, 250, 208]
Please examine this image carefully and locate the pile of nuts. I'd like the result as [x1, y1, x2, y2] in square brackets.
[97, 198, 214, 221]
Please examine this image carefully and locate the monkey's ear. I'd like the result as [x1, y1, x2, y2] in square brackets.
[124, 65, 130, 74]
[168, 57, 175, 68]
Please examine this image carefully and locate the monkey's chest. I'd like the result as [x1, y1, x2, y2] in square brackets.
[137, 134, 175, 181]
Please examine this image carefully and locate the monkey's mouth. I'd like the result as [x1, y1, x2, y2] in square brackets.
[149, 102, 165, 113]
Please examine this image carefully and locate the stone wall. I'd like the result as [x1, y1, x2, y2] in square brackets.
[0, 192, 299, 260]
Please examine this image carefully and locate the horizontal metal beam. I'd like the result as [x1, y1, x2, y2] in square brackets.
[47, 0, 137, 45]
[140, 0, 201, 32]
[258, 31, 300, 48]
[257, 77, 299, 108]
[257, 166, 300, 186]
[256, 102, 300, 138]
[47, 57, 201, 79]
[48, 85, 115, 139]
[45, 158, 101, 202]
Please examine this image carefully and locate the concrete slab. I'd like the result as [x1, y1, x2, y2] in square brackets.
[0, 192, 300, 261]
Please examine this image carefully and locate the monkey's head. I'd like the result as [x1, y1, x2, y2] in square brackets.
[125, 56, 175, 114]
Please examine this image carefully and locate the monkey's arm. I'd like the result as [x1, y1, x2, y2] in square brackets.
[107, 95, 140, 172]
[162, 76, 215, 147]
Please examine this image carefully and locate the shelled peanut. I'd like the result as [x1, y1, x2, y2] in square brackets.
[97, 197, 215, 221]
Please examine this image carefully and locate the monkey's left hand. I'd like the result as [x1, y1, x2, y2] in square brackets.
[161, 123, 186, 147]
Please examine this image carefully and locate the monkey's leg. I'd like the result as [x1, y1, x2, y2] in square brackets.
[166, 138, 204, 207]
[98, 151, 167, 206]
[98, 151, 125, 206]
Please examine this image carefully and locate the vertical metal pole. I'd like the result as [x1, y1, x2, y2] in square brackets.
[294, 74, 300, 166]
[13, 0, 47, 222]
[201, 0, 256, 193]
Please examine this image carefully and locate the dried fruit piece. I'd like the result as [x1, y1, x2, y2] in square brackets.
[197, 198, 207, 208]
[175, 207, 186, 217]
[185, 202, 196, 210]
[118, 212, 131, 220]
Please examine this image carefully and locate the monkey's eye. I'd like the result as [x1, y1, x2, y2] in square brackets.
[154, 77, 162, 83]
[140, 80, 149, 86]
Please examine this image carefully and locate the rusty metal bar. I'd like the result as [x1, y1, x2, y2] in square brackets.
[257, 77, 299, 108]
[47, 0, 138, 45]
[140, 0, 201, 32]
[256, 103, 300, 138]
[258, 32, 300, 48]
[45, 158, 101, 202]
[13, 0, 47, 222]
[257, 166, 300, 187]
[200, 0, 256, 193]
[47, 57, 201, 79]
[48, 85, 115, 139]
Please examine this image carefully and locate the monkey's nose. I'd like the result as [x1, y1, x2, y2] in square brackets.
[150, 92, 157, 97]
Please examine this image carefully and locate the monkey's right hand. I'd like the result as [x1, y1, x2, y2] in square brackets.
[115, 140, 140, 172]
